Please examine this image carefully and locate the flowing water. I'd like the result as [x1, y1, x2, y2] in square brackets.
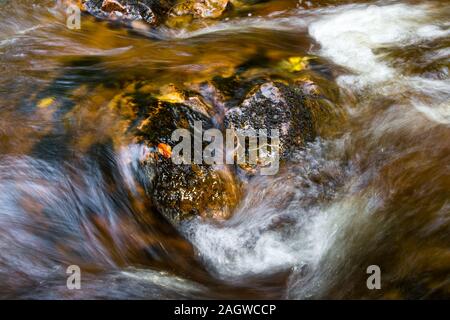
[0, 0, 449, 299]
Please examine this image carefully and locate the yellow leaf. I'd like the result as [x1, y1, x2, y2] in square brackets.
[37, 97, 55, 108]
[279, 56, 314, 73]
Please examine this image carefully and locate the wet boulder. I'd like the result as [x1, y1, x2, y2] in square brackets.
[207, 74, 264, 109]
[220, 71, 346, 175]
[109, 82, 240, 223]
[142, 158, 240, 223]
[224, 81, 316, 158]
[81, 0, 175, 25]
[215, 52, 346, 154]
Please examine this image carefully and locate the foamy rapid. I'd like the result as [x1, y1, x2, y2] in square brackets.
[182, 140, 351, 281]
[181, 0, 449, 296]
[308, 2, 450, 124]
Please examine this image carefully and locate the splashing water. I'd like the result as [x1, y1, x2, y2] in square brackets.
[0, 0, 449, 299]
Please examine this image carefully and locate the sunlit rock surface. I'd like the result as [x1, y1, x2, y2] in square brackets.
[108, 82, 240, 223]
[224, 81, 316, 157]
[81, 0, 176, 25]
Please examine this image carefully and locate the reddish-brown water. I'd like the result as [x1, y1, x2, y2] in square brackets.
[0, 0, 449, 299]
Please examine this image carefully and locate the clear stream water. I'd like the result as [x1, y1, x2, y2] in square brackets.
[0, 0, 449, 299]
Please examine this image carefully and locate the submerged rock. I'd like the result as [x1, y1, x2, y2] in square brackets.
[109, 82, 240, 223]
[171, 0, 231, 19]
[81, 0, 175, 25]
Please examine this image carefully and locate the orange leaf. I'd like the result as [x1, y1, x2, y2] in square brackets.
[157, 143, 172, 159]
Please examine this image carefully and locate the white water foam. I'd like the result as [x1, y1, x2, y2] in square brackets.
[309, 3, 448, 87]
[182, 140, 351, 281]
[178, 1, 449, 296]
[308, 2, 450, 124]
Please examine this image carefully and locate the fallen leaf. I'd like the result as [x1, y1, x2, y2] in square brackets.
[279, 56, 314, 73]
[158, 143, 172, 159]
[37, 97, 55, 108]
